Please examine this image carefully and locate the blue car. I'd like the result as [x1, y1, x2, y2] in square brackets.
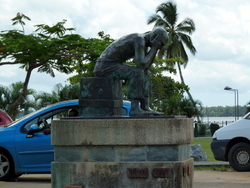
[0, 100, 131, 181]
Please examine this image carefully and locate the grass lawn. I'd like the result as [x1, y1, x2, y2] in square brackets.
[191, 137, 216, 161]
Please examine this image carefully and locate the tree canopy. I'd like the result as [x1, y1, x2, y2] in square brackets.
[0, 14, 113, 118]
[0, 12, 202, 119]
[0, 14, 84, 118]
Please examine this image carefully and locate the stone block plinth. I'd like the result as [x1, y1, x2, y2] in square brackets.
[79, 77, 122, 117]
[51, 117, 193, 188]
[52, 118, 193, 146]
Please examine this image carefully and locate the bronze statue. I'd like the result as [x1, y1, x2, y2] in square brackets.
[94, 28, 168, 116]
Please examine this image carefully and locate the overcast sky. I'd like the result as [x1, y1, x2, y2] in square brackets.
[1, 0, 250, 107]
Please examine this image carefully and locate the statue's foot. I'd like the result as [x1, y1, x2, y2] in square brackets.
[141, 108, 164, 116]
[145, 110, 164, 116]
[130, 108, 146, 116]
[130, 108, 164, 117]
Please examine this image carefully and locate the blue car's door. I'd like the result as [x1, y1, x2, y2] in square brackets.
[14, 130, 53, 172]
[14, 106, 78, 173]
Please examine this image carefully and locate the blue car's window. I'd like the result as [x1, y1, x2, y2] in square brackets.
[6, 107, 49, 127]
[20, 106, 79, 133]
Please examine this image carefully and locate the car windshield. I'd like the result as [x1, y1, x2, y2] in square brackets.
[4, 105, 53, 128]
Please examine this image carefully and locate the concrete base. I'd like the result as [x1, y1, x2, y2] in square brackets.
[52, 159, 193, 188]
[51, 117, 193, 188]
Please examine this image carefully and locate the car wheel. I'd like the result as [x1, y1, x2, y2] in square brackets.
[0, 151, 15, 181]
[228, 142, 250, 171]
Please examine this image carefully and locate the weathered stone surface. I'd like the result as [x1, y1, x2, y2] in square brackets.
[51, 118, 193, 146]
[52, 159, 193, 188]
[80, 77, 122, 100]
[190, 144, 208, 161]
[54, 144, 190, 162]
[51, 118, 194, 188]
[79, 77, 122, 117]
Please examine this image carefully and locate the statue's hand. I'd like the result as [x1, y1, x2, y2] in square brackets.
[151, 34, 164, 49]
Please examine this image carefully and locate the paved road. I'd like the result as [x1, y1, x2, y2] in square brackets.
[1, 170, 250, 188]
[0, 174, 51, 188]
[194, 170, 250, 188]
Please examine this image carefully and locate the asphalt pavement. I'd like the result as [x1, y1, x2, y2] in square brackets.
[194, 170, 250, 188]
[0, 174, 51, 188]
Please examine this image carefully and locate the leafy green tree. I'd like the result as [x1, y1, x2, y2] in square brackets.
[147, 1, 197, 116]
[159, 94, 183, 115]
[180, 97, 203, 118]
[68, 31, 114, 84]
[0, 14, 87, 117]
[11, 12, 31, 33]
[160, 95, 202, 118]
[0, 82, 36, 119]
[151, 75, 186, 111]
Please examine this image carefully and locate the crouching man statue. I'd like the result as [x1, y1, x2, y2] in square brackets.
[94, 28, 168, 116]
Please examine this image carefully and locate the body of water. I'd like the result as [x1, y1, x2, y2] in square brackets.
[196, 116, 243, 127]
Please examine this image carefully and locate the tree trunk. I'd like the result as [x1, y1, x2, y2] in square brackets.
[7, 68, 33, 120]
[177, 62, 200, 121]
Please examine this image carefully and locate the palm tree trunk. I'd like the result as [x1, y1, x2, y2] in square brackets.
[177, 62, 193, 101]
[177, 62, 200, 121]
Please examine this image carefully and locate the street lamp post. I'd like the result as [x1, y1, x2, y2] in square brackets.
[224, 86, 239, 121]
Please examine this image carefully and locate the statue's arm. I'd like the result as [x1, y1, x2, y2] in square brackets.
[134, 37, 159, 69]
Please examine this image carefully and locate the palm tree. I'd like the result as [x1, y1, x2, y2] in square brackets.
[34, 83, 80, 110]
[148, 1, 198, 117]
[55, 83, 80, 101]
[34, 91, 60, 110]
[180, 97, 203, 118]
[161, 95, 203, 118]
[0, 82, 36, 120]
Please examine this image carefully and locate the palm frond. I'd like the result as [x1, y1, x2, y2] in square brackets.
[156, 2, 178, 26]
[176, 18, 195, 34]
[178, 33, 196, 55]
[147, 14, 159, 25]
[147, 14, 170, 29]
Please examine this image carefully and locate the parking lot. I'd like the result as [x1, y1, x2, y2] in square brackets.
[1, 170, 250, 188]
[0, 174, 51, 188]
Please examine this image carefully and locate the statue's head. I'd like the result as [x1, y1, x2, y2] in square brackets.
[150, 28, 168, 46]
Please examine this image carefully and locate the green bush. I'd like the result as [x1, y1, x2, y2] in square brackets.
[198, 123, 207, 136]
[209, 123, 220, 136]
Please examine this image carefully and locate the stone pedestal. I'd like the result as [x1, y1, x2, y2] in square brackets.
[79, 77, 122, 117]
[51, 117, 193, 188]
